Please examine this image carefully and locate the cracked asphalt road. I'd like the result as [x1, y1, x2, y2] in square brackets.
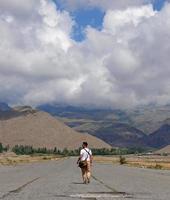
[0, 157, 170, 200]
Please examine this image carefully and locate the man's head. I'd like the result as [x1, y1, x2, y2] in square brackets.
[82, 142, 88, 148]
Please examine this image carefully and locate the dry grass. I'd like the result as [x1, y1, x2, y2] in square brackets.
[94, 155, 170, 170]
[94, 156, 119, 164]
[127, 155, 170, 170]
[0, 153, 61, 166]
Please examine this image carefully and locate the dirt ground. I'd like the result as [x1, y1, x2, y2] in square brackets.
[94, 154, 170, 170]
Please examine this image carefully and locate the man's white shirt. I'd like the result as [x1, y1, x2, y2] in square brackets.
[80, 148, 92, 161]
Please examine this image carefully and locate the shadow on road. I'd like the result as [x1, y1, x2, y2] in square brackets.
[72, 182, 85, 185]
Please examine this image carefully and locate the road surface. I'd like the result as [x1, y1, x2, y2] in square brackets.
[0, 157, 170, 200]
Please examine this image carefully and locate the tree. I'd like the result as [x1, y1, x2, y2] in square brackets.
[0, 143, 3, 153]
[62, 148, 69, 156]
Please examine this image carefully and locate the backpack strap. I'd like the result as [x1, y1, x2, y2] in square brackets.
[84, 148, 91, 160]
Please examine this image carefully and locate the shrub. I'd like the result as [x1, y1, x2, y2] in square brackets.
[0, 143, 8, 153]
[119, 156, 127, 165]
[155, 163, 162, 169]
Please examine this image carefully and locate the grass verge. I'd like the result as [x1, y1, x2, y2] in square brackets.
[94, 155, 170, 170]
[0, 153, 62, 166]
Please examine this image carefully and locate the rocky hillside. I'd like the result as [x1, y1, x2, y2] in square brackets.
[144, 124, 170, 148]
[38, 104, 170, 148]
[156, 145, 170, 154]
[0, 104, 111, 150]
[74, 121, 146, 147]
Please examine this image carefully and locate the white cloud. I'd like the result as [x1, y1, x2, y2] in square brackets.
[0, 0, 36, 13]
[103, 5, 155, 33]
[0, 0, 170, 108]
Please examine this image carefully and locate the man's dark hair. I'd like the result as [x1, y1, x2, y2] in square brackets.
[83, 142, 88, 147]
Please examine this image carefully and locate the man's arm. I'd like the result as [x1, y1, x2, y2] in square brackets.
[77, 150, 83, 164]
[77, 156, 81, 164]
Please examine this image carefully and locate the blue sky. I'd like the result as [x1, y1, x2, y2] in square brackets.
[54, 0, 166, 41]
[71, 8, 105, 41]
[153, 0, 165, 10]
[53, 0, 105, 41]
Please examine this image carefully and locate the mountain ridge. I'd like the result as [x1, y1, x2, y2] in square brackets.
[0, 105, 111, 150]
[37, 104, 170, 149]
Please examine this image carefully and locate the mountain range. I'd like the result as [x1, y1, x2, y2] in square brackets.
[37, 104, 170, 149]
[0, 103, 111, 150]
[1, 102, 170, 149]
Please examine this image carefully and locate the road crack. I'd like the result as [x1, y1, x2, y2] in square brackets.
[0, 177, 40, 199]
[91, 175, 133, 198]
[91, 175, 118, 193]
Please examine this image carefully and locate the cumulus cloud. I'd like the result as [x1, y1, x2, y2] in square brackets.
[0, 0, 75, 105]
[0, 0, 170, 108]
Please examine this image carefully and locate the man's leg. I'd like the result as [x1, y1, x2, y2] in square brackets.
[81, 167, 87, 183]
[86, 161, 91, 183]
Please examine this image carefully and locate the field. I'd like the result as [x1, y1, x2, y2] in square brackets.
[94, 154, 170, 170]
[0, 152, 61, 165]
[1, 153, 170, 170]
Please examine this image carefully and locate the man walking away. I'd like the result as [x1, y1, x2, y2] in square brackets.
[77, 142, 93, 184]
